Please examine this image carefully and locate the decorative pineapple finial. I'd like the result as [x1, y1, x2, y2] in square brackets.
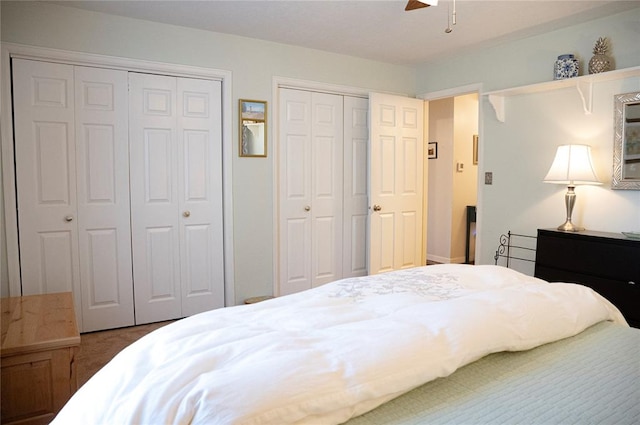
[592, 37, 608, 55]
[589, 36, 612, 74]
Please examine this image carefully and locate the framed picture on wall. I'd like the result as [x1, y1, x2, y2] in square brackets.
[239, 99, 267, 157]
[427, 142, 438, 159]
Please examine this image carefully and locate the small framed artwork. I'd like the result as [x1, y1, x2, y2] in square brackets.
[473, 134, 479, 165]
[239, 99, 267, 157]
[427, 142, 438, 159]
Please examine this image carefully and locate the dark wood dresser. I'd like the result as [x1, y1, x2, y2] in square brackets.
[534, 228, 639, 328]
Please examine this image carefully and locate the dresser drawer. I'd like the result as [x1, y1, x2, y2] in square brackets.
[535, 265, 639, 327]
[535, 229, 640, 328]
[535, 233, 639, 283]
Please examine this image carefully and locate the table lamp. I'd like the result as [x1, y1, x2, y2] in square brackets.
[543, 144, 601, 232]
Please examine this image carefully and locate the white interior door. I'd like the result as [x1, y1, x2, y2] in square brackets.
[278, 88, 313, 295]
[129, 73, 182, 324]
[13, 59, 80, 299]
[368, 92, 424, 274]
[343, 96, 369, 278]
[177, 77, 225, 316]
[130, 73, 224, 323]
[278, 88, 344, 295]
[310, 92, 344, 287]
[74, 66, 134, 332]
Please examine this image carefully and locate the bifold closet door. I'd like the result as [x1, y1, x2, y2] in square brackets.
[74, 66, 134, 332]
[14, 60, 79, 297]
[343, 96, 369, 278]
[13, 59, 134, 332]
[278, 89, 344, 296]
[129, 73, 224, 324]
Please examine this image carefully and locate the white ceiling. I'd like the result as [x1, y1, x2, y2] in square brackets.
[51, 0, 639, 65]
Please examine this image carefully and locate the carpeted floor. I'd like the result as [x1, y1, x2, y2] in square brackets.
[76, 321, 174, 388]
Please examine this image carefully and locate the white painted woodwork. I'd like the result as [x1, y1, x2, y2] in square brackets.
[278, 88, 367, 296]
[368, 92, 424, 274]
[310, 93, 344, 287]
[13, 60, 80, 298]
[130, 73, 224, 324]
[343, 96, 369, 278]
[177, 77, 224, 317]
[279, 88, 313, 295]
[13, 60, 136, 332]
[129, 73, 181, 324]
[74, 66, 134, 332]
[6, 48, 231, 331]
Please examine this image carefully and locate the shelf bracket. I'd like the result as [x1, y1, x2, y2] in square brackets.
[487, 94, 505, 122]
[575, 80, 593, 115]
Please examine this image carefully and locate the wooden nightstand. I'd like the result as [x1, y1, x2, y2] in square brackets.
[1, 292, 81, 425]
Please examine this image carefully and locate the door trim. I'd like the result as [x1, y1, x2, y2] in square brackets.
[1, 42, 235, 305]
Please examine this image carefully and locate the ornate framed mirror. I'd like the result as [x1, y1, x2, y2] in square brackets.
[239, 99, 267, 157]
[612, 91, 640, 189]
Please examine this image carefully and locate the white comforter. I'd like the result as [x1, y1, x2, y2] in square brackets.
[54, 265, 626, 425]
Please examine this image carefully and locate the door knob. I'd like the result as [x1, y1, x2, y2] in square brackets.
[304, 206, 311, 212]
[372, 204, 382, 212]
[183, 211, 191, 217]
[64, 215, 74, 222]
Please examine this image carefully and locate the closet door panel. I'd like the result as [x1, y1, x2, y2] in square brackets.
[75, 66, 134, 332]
[278, 89, 364, 295]
[130, 73, 181, 324]
[13, 59, 79, 297]
[146, 227, 178, 298]
[177, 77, 224, 316]
[279, 89, 312, 296]
[343, 96, 369, 277]
[310, 93, 343, 287]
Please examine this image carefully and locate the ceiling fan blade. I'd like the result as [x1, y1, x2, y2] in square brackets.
[405, 0, 430, 11]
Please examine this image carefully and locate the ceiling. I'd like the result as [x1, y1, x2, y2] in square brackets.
[51, 0, 639, 66]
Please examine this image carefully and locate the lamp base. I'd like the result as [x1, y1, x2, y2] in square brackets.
[557, 185, 584, 232]
[557, 220, 584, 232]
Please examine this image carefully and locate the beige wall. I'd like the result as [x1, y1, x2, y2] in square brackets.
[452, 94, 479, 262]
[427, 98, 454, 263]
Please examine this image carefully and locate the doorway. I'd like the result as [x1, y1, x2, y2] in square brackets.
[425, 93, 479, 264]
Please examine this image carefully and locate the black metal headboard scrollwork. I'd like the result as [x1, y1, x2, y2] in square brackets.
[494, 231, 537, 268]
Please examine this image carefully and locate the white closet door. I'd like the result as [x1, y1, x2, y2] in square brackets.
[74, 66, 134, 332]
[130, 73, 224, 323]
[368, 92, 424, 274]
[343, 96, 369, 278]
[177, 77, 225, 316]
[13, 59, 80, 299]
[311, 92, 344, 287]
[129, 73, 182, 324]
[278, 88, 312, 295]
[278, 88, 344, 295]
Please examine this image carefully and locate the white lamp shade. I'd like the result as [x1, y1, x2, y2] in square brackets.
[544, 144, 601, 185]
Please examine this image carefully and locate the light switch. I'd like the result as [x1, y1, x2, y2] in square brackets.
[485, 172, 493, 185]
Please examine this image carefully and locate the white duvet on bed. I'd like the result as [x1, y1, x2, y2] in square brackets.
[53, 265, 626, 425]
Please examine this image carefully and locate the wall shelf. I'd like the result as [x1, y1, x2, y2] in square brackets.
[484, 66, 640, 122]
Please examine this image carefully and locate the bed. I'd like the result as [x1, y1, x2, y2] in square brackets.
[52, 264, 638, 424]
